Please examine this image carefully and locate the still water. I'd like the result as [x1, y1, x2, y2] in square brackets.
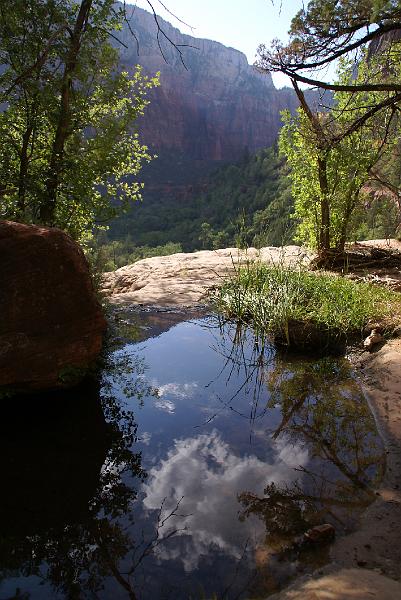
[0, 309, 384, 600]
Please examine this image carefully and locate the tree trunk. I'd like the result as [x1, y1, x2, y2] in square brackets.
[291, 80, 332, 254]
[17, 123, 34, 218]
[40, 0, 93, 225]
[337, 184, 361, 254]
[317, 155, 330, 252]
[337, 205, 352, 254]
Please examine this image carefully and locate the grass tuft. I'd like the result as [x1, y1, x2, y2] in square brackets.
[213, 262, 401, 351]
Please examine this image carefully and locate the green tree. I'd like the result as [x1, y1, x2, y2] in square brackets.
[278, 55, 399, 254]
[199, 222, 214, 249]
[0, 1, 159, 242]
[257, 1, 401, 259]
[259, 0, 401, 97]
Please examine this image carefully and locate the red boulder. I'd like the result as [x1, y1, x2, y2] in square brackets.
[0, 221, 106, 392]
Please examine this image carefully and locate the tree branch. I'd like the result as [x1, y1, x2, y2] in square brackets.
[1, 25, 71, 99]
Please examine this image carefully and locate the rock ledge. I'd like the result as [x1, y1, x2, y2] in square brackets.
[101, 246, 312, 306]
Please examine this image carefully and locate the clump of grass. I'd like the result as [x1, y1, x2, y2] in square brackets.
[213, 262, 401, 350]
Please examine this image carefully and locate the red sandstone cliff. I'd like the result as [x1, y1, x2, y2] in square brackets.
[117, 6, 302, 162]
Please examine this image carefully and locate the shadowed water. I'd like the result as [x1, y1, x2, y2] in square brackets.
[0, 309, 384, 600]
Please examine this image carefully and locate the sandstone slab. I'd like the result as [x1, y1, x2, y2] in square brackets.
[268, 567, 401, 600]
[0, 221, 106, 392]
[101, 246, 312, 306]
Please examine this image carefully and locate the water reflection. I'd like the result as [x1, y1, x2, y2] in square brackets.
[239, 356, 384, 552]
[142, 431, 308, 571]
[0, 312, 384, 600]
[0, 378, 149, 599]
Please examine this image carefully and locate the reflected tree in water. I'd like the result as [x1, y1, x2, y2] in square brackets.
[0, 315, 386, 600]
[239, 357, 384, 550]
[204, 319, 275, 434]
[0, 344, 183, 600]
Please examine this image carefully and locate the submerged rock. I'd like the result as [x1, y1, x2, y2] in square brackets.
[304, 524, 335, 544]
[274, 319, 347, 355]
[0, 221, 106, 393]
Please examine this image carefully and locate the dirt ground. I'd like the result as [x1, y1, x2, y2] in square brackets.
[344, 240, 401, 291]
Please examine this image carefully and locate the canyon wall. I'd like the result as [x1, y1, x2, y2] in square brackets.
[117, 5, 301, 162]
[108, 5, 325, 245]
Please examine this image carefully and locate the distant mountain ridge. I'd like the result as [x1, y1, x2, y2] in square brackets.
[116, 4, 302, 161]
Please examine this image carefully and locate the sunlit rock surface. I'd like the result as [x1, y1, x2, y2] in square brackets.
[0, 221, 106, 392]
[101, 246, 314, 306]
[268, 568, 401, 600]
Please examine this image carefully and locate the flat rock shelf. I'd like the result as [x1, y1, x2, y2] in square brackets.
[101, 246, 313, 306]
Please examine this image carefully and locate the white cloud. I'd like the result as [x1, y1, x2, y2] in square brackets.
[142, 430, 309, 571]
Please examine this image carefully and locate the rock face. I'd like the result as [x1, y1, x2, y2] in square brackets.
[0, 221, 106, 393]
[117, 5, 311, 162]
[101, 246, 313, 306]
[108, 6, 328, 243]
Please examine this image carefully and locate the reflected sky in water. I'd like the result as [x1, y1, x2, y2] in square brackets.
[0, 310, 384, 600]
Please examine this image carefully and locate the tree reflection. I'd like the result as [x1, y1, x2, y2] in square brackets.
[0, 344, 166, 600]
[204, 318, 275, 434]
[0, 316, 386, 600]
[239, 356, 384, 551]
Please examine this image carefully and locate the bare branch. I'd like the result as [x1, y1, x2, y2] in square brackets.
[281, 69, 401, 93]
[332, 92, 401, 145]
[272, 21, 401, 73]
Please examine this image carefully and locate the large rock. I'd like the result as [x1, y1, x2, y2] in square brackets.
[0, 221, 106, 393]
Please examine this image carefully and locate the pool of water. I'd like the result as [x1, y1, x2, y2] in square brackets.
[0, 309, 384, 600]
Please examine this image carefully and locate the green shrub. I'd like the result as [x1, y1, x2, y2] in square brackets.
[90, 239, 183, 272]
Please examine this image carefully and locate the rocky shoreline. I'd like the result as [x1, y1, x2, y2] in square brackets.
[101, 241, 401, 307]
[100, 246, 313, 306]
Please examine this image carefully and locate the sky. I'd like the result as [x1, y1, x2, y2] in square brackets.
[129, 0, 305, 88]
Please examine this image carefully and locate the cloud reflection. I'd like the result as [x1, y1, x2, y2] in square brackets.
[142, 431, 309, 570]
[152, 381, 199, 414]
[157, 381, 199, 399]
[154, 397, 176, 414]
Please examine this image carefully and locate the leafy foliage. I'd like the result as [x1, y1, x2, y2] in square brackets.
[259, 0, 401, 95]
[92, 236, 183, 272]
[0, 0, 159, 242]
[279, 55, 400, 251]
[108, 147, 296, 253]
[105, 138, 399, 268]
